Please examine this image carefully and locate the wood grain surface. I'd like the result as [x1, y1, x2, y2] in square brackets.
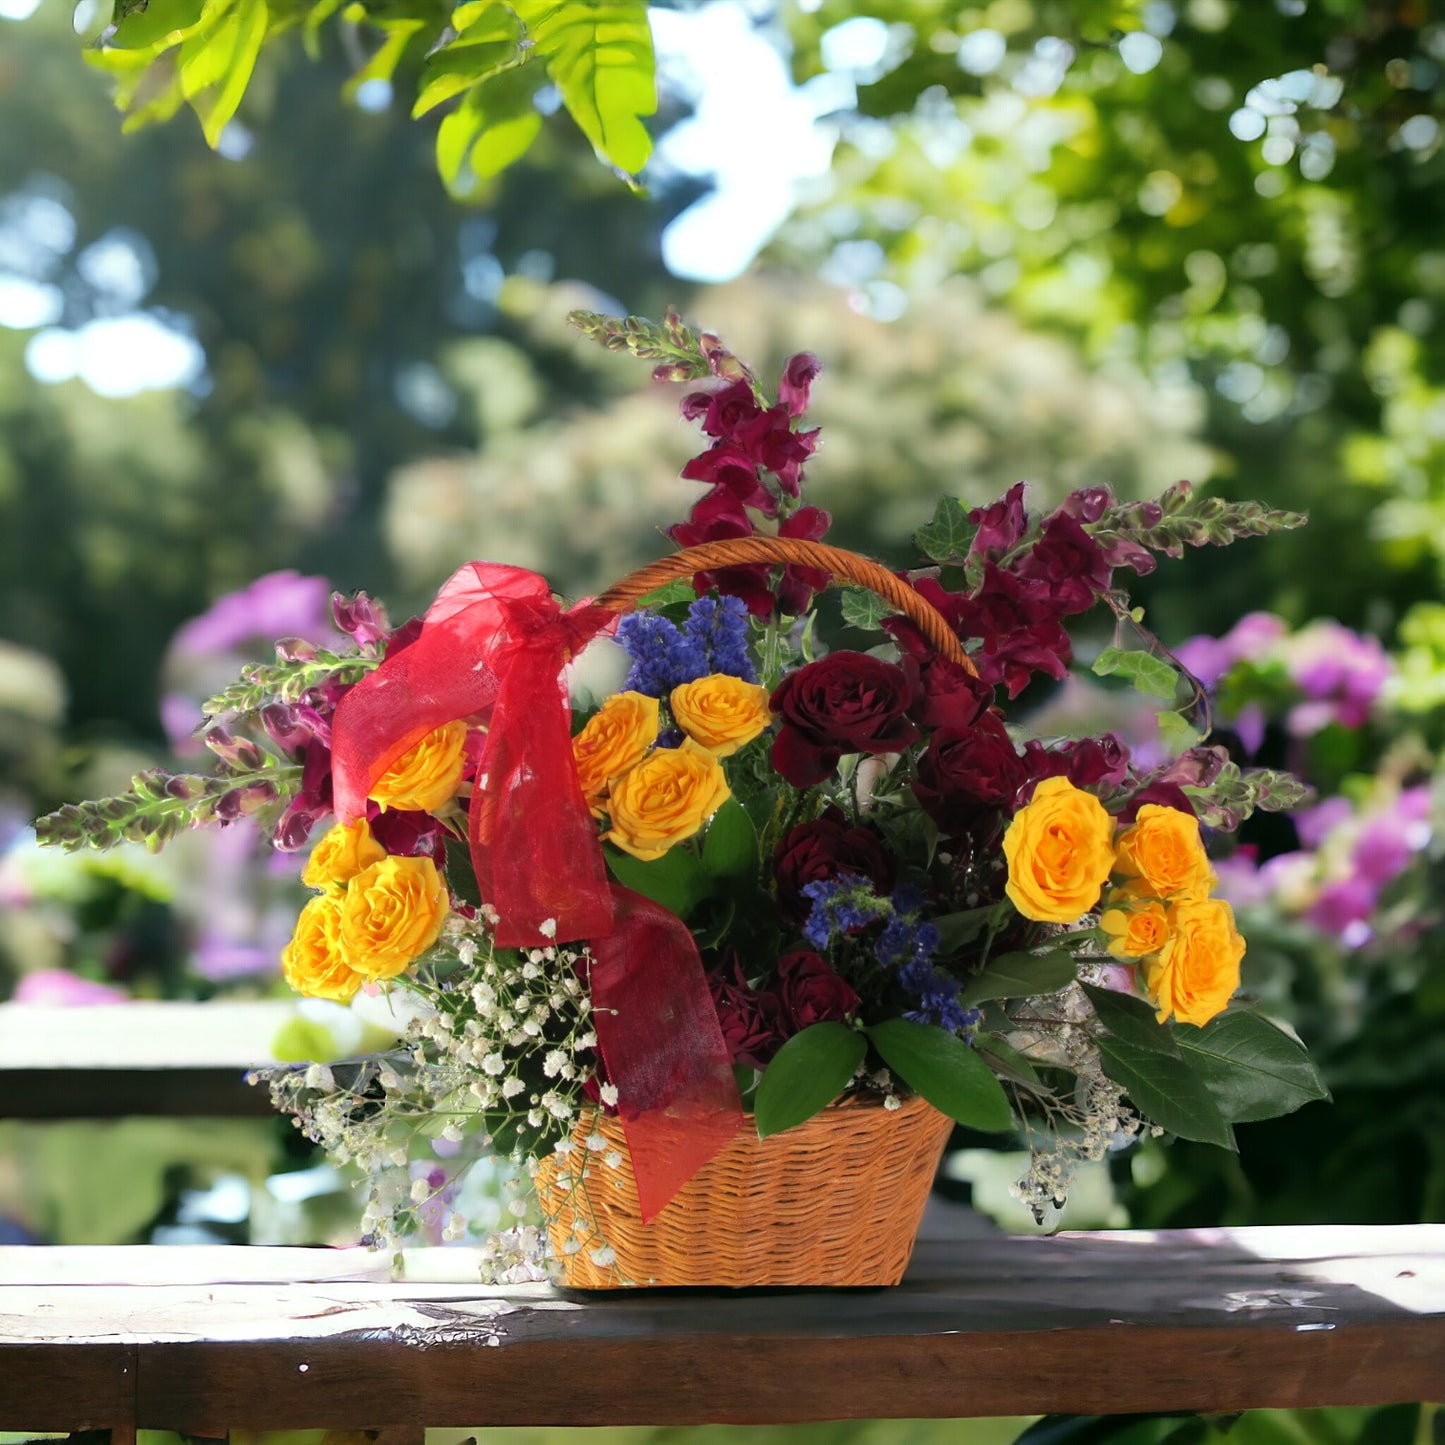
[2, 1226, 1441, 1430]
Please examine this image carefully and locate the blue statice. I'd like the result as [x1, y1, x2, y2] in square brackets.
[800, 873, 891, 950]
[684, 594, 758, 682]
[616, 612, 707, 697]
[876, 895, 979, 1037]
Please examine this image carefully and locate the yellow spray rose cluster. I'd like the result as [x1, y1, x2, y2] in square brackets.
[571, 675, 772, 862]
[1002, 780, 1245, 1027]
[281, 724, 461, 1000]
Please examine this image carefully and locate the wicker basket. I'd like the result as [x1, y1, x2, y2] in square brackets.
[534, 1096, 954, 1288]
[532, 537, 965, 1288]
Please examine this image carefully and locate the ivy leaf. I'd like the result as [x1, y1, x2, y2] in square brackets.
[840, 587, 890, 631]
[915, 495, 975, 563]
[514, 0, 656, 178]
[1093, 1031, 1236, 1149]
[866, 1018, 1013, 1132]
[957, 948, 1078, 1007]
[754, 1022, 866, 1138]
[1092, 644, 1180, 701]
[1174, 1009, 1330, 1123]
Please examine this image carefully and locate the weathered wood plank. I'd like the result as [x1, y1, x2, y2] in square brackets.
[1, 1227, 1441, 1428]
[0, 1342, 137, 1434]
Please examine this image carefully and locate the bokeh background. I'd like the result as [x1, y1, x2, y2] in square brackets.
[1, 2, 1443, 1440]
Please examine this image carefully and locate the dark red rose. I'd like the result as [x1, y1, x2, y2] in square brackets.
[907, 655, 993, 731]
[708, 951, 787, 1069]
[1022, 734, 1131, 792]
[913, 715, 1028, 833]
[770, 652, 922, 787]
[773, 805, 897, 922]
[776, 950, 861, 1030]
[1017, 511, 1113, 615]
[368, 805, 447, 866]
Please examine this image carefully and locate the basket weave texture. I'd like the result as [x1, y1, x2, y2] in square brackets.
[534, 1095, 954, 1288]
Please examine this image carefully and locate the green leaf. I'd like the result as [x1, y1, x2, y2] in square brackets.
[866, 1018, 1013, 1132]
[1175, 1009, 1330, 1123]
[633, 578, 697, 609]
[515, 0, 656, 176]
[957, 947, 1078, 1007]
[1094, 1031, 1236, 1149]
[1083, 982, 1180, 1056]
[1157, 709, 1203, 752]
[603, 840, 709, 918]
[183, 0, 269, 147]
[302, 0, 347, 58]
[915, 495, 975, 562]
[342, 17, 427, 103]
[840, 586, 890, 631]
[754, 1022, 865, 1138]
[109, 0, 206, 53]
[701, 796, 756, 882]
[932, 905, 998, 955]
[974, 1034, 1045, 1090]
[412, 4, 524, 118]
[436, 68, 543, 190]
[1092, 644, 1180, 700]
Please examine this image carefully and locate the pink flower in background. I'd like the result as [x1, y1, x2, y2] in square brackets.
[13, 970, 127, 1005]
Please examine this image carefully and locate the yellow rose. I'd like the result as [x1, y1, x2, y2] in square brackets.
[369, 720, 469, 812]
[339, 855, 450, 980]
[1003, 776, 1116, 924]
[1100, 896, 1171, 959]
[1143, 898, 1246, 1026]
[604, 739, 731, 862]
[282, 892, 365, 1002]
[301, 817, 387, 890]
[572, 691, 660, 807]
[1115, 804, 1215, 901]
[670, 674, 773, 757]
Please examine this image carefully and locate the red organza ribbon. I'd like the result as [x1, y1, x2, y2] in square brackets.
[590, 886, 746, 1223]
[329, 562, 744, 1216]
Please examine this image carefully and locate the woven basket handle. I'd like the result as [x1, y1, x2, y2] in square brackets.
[594, 536, 974, 674]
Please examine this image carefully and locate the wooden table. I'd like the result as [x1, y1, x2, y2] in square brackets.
[2, 1225, 1442, 1434]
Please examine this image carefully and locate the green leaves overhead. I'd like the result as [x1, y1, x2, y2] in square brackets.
[86, 0, 657, 190]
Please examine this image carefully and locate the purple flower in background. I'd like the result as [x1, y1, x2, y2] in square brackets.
[1285, 621, 1392, 734]
[13, 970, 127, 1005]
[1174, 611, 1287, 688]
[162, 572, 346, 748]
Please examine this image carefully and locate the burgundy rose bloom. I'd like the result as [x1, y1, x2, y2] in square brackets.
[1017, 511, 1113, 615]
[913, 716, 1028, 833]
[907, 655, 993, 731]
[773, 805, 897, 922]
[1021, 733, 1131, 793]
[708, 952, 787, 1069]
[770, 652, 922, 787]
[776, 950, 861, 1030]
[368, 804, 448, 866]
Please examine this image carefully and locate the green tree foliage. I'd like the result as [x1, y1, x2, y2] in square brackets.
[85, 0, 656, 192]
[776, 0, 1445, 635]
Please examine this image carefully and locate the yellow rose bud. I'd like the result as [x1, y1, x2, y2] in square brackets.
[282, 892, 365, 1002]
[301, 817, 387, 890]
[1143, 898, 1246, 1026]
[572, 691, 660, 808]
[369, 720, 469, 812]
[1100, 896, 1171, 959]
[1003, 776, 1116, 924]
[339, 855, 449, 980]
[1115, 804, 1215, 901]
[670, 673, 773, 757]
[604, 739, 731, 862]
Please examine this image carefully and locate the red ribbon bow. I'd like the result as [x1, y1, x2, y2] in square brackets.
[330, 562, 743, 1219]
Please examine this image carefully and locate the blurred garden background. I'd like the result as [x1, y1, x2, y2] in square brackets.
[1, 0, 1443, 1439]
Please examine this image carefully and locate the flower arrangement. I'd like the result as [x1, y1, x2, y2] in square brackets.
[37, 311, 1328, 1283]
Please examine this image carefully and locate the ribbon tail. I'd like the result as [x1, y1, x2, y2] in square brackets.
[588, 886, 745, 1222]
